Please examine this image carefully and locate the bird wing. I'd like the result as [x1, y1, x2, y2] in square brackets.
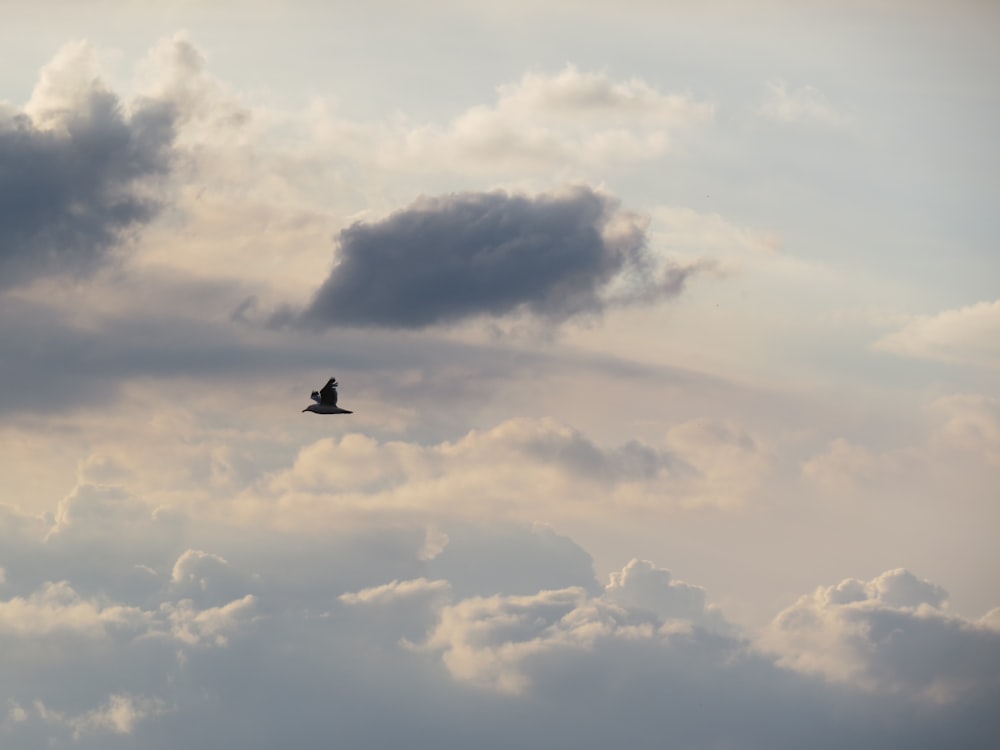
[319, 377, 339, 406]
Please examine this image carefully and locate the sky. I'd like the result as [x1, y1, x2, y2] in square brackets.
[2, 0, 999, 747]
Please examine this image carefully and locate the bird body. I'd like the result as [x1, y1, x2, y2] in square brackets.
[303, 403, 353, 414]
[302, 377, 353, 414]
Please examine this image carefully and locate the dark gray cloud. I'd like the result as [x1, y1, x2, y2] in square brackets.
[285, 187, 694, 330]
[0, 88, 175, 290]
[0, 282, 736, 427]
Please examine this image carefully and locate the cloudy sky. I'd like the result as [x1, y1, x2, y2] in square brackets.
[2, 0, 999, 747]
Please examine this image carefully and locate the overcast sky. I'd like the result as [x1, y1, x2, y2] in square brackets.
[2, 1, 999, 747]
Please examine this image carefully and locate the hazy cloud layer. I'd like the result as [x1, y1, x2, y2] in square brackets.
[252, 416, 770, 526]
[285, 186, 701, 329]
[757, 80, 849, 128]
[0, 43, 176, 291]
[1, 21, 998, 750]
[931, 394, 1000, 465]
[874, 299, 1000, 368]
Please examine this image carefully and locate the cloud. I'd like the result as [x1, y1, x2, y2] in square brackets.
[0, 581, 148, 639]
[662, 419, 771, 506]
[757, 80, 849, 128]
[0, 285, 354, 417]
[35, 693, 168, 739]
[649, 204, 784, 260]
[133, 33, 249, 136]
[339, 577, 452, 643]
[0, 41, 176, 291]
[931, 394, 1000, 465]
[800, 437, 889, 490]
[339, 577, 452, 607]
[49, 483, 149, 537]
[420, 585, 599, 694]
[1, 492, 998, 750]
[164, 594, 256, 647]
[418, 558, 734, 694]
[279, 186, 703, 330]
[495, 65, 706, 121]
[765, 569, 1000, 702]
[604, 558, 727, 629]
[800, 392, 1000, 495]
[256, 417, 769, 529]
[874, 299, 1000, 368]
[169, 549, 252, 608]
[376, 64, 714, 174]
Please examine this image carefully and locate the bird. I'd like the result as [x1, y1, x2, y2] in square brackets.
[302, 376, 353, 414]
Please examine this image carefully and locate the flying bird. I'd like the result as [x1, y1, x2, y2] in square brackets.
[302, 376, 353, 414]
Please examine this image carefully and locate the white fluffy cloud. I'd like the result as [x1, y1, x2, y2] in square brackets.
[419, 558, 733, 694]
[765, 569, 1000, 702]
[604, 558, 726, 628]
[376, 64, 714, 175]
[0, 581, 147, 639]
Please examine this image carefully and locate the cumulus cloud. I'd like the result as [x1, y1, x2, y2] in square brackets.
[49, 482, 149, 537]
[604, 558, 727, 629]
[874, 299, 1000, 368]
[420, 586, 601, 693]
[1, 492, 999, 749]
[418, 558, 733, 694]
[169, 549, 253, 608]
[257, 417, 768, 528]
[378, 64, 713, 173]
[0, 41, 176, 291]
[278, 186, 702, 330]
[0, 581, 147, 639]
[164, 594, 256, 647]
[765, 569, 1000, 702]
